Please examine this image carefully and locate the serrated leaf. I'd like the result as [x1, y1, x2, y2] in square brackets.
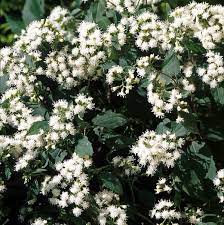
[75, 136, 93, 157]
[28, 120, 49, 135]
[101, 172, 123, 195]
[92, 110, 127, 129]
[22, 0, 45, 25]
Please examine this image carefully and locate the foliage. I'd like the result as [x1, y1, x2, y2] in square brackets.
[0, 0, 224, 225]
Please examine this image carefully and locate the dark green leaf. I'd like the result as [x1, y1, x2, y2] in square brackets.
[179, 112, 199, 134]
[100, 172, 123, 195]
[207, 128, 224, 141]
[160, 2, 171, 19]
[0, 75, 9, 94]
[5, 15, 25, 34]
[92, 110, 127, 129]
[205, 157, 216, 180]
[184, 39, 206, 54]
[161, 50, 180, 83]
[28, 120, 49, 135]
[75, 136, 93, 157]
[212, 86, 224, 106]
[22, 0, 45, 25]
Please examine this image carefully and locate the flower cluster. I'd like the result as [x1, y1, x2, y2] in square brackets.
[155, 178, 172, 194]
[185, 208, 204, 224]
[150, 199, 181, 223]
[106, 65, 139, 97]
[0, 1, 224, 224]
[131, 130, 184, 176]
[213, 169, 224, 203]
[197, 51, 224, 88]
[41, 153, 91, 217]
[147, 82, 188, 119]
[0, 179, 6, 206]
[103, 19, 128, 48]
[31, 218, 66, 225]
[0, 7, 72, 96]
[129, 12, 166, 51]
[0, 92, 93, 171]
[106, 0, 161, 14]
[46, 95, 94, 148]
[95, 190, 127, 225]
[136, 54, 160, 78]
[112, 156, 140, 176]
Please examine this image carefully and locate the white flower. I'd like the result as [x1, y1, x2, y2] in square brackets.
[132, 130, 184, 176]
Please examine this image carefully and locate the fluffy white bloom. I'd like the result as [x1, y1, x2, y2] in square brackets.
[151, 199, 181, 222]
[136, 55, 160, 78]
[106, 65, 139, 97]
[213, 169, 224, 203]
[197, 51, 224, 88]
[95, 190, 127, 225]
[41, 153, 91, 215]
[45, 95, 93, 148]
[107, 0, 161, 14]
[155, 178, 172, 194]
[130, 12, 167, 51]
[186, 208, 204, 224]
[132, 130, 184, 176]
[31, 218, 48, 225]
[31, 218, 66, 225]
[147, 81, 188, 118]
[0, 181, 6, 194]
[0, 7, 72, 96]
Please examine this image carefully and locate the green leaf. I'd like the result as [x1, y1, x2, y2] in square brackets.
[207, 128, 224, 141]
[156, 119, 188, 137]
[188, 142, 216, 181]
[96, 0, 105, 21]
[5, 167, 11, 180]
[212, 86, 224, 106]
[184, 39, 206, 54]
[161, 50, 180, 83]
[5, 15, 25, 34]
[179, 112, 199, 134]
[22, 0, 45, 25]
[156, 118, 171, 134]
[92, 110, 127, 129]
[171, 122, 188, 137]
[205, 157, 216, 180]
[100, 172, 123, 195]
[160, 2, 171, 19]
[97, 17, 111, 30]
[28, 120, 49, 135]
[75, 136, 93, 157]
[0, 74, 9, 94]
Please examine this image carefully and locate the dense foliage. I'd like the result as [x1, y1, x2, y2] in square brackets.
[0, 0, 224, 225]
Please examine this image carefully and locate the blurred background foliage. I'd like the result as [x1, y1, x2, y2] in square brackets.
[1, 0, 224, 47]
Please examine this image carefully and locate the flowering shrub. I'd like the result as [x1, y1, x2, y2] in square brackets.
[0, 0, 224, 224]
